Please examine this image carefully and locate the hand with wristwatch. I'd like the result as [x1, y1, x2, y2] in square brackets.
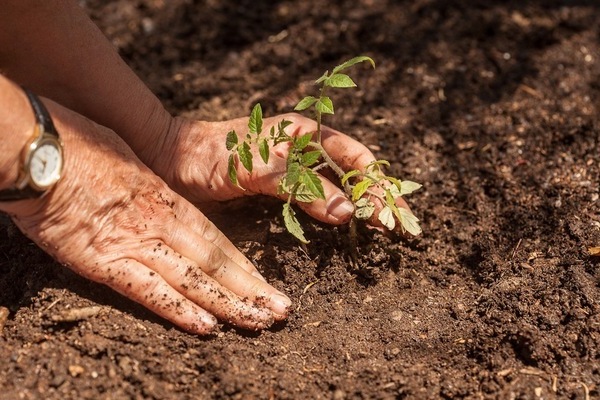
[0, 89, 63, 202]
[0, 2, 415, 333]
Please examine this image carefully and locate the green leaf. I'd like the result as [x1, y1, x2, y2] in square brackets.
[279, 119, 293, 130]
[237, 141, 253, 172]
[294, 96, 318, 111]
[325, 73, 357, 88]
[355, 198, 375, 220]
[315, 71, 329, 85]
[384, 188, 396, 206]
[385, 176, 402, 192]
[301, 150, 322, 167]
[366, 159, 391, 172]
[293, 184, 319, 203]
[282, 203, 309, 243]
[248, 103, 263, 135]
[315, 96, 334, 115]
[273, 120, 293, 144]
[294, 133, 313, 151]
[378, 206, 396, 230]
[284, 162, 301, 188]
[227, 154, 238, 186]
[299, 169, 325, 200]
[389, 184, 401, 199]
[226, 130, 238, 151]
[341, 169, 361, 186]
[332, 56, 376, 74]
[259, 138, 269, 164]
[352, 179, 372, 202]
[398, 207, 422, 236]
[399, 180, 423, 195]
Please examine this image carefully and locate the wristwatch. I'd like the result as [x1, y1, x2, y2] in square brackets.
[0, 88, 64, 201]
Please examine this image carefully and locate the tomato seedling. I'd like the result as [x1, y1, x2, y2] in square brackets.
[226, 56, 422, 244]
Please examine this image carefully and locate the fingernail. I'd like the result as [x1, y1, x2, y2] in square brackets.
[327, 195, 354, 221]
[269, 293, 292, 316]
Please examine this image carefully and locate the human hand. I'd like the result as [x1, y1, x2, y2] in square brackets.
[146, 113, 414, 232]
[0, 99, 291, 334]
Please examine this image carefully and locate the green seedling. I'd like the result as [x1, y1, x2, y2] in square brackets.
[226, 56, 422, 245]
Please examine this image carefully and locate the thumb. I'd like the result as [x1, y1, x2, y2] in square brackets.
[241, 155, 354, 225]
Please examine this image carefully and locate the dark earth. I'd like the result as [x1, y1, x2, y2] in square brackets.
[1, 1, 599, 398]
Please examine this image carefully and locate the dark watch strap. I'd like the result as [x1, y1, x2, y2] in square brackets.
[0, 185, 44, 201]
[23, 88, 59, 137]
[0, 88, 56, 201]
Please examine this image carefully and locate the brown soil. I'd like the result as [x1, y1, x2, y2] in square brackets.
[2, 1, 599, 398]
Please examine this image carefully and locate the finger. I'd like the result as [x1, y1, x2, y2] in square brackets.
[137, 242, 277, 329]
[100, 259, 218, 335]
[320, 124, 378, 172]
[241, 152, 355, 225]
[165, 220, 292, 320]
[173, 201, 268, 283]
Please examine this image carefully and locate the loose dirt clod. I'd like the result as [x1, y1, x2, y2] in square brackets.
[49, 306, 104, 323]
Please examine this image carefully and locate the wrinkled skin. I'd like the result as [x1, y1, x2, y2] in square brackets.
[148, 113, 412, 231]
[0, 1, 414, 334]
[2, 100, 292, 334]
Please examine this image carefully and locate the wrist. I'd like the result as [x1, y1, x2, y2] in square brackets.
[0, 77, 36, 190]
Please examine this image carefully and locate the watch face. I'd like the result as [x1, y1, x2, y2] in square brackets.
[29, 139, 63, 189]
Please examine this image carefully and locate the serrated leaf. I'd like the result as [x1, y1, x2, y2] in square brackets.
[301, 150, 322, 167]
[341, 169, 361, 186]
[299, 169, 325, 200]
[294, 133, 313, 151]
[355, 200, 375, 220]
[283, 203, 309, 243]
[248, 103, 263, 135]
[226, 130, 238, 151]
[227, 154, 238, 186]
[352, 179, 372, 202]
[399, 180, 423, 195]
[293, 184, 319, 203]
[284, 162, 301, 188]
[315, 96, 334, 115]
[259, 138, 269, 164]
[279, 119, 293, 130]
[325, 73, 357, 88]
[332, 56, 376, 74]
[294, 96, 318, 111]
[237, 141, 253, 172]
[398, 207, 422, 236]
[378, 206, 396, 230]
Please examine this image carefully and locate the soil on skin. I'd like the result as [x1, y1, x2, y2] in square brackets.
[1, 1, 599, 398]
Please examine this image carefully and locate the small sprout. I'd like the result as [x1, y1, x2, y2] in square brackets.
[225, 56, 422, 248]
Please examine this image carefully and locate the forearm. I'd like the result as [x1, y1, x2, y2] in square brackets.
[0, 75, 36, 190]
[0, 0, 172, 163]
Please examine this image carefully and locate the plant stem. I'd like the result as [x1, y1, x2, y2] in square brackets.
[309, 141, 352, 196]
[315, 86, 327, 143]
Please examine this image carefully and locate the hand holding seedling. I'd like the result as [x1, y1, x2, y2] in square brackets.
[0, 2, 418, 334]
[225, 57, 421, 244]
